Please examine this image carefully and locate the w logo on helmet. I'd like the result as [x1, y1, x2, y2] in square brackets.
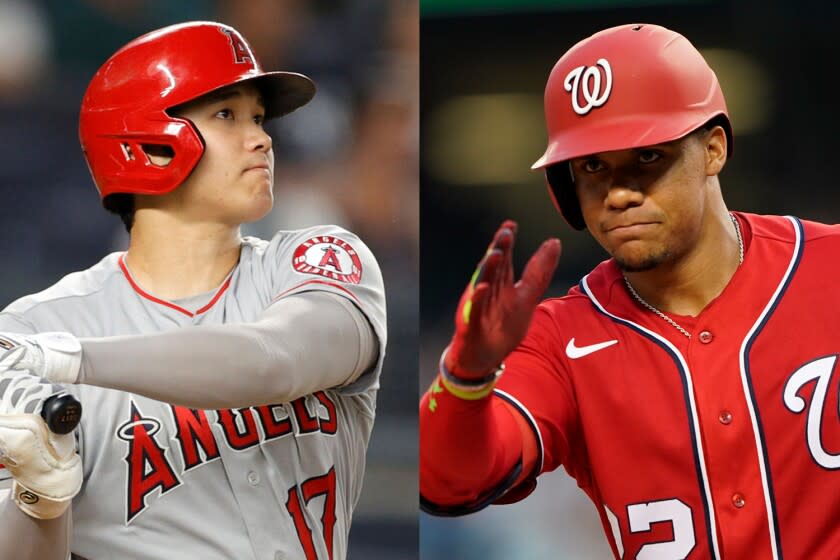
[564, 58, 613, 116]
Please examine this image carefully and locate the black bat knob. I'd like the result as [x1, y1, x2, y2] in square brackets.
[41, 393, 82, 435]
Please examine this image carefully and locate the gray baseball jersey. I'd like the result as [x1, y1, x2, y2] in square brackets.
[0, 225, 386, 560]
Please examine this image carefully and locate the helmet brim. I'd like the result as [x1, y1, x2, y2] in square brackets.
[532, 110, 731, 170]
[247, 71, 317, 120]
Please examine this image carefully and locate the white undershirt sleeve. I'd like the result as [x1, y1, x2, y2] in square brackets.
[77, 291, 378, 409]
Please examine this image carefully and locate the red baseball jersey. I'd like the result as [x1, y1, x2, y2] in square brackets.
[488, 212, 840, 559]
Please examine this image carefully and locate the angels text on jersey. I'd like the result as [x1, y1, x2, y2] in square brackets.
[118, 391, 338, 523]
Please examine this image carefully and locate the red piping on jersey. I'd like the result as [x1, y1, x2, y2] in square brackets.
[118, 254, 232, 318]
[272, 279, 361, 305]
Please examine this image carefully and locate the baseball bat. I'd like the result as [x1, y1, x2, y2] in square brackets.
[40, 393, 82, 435]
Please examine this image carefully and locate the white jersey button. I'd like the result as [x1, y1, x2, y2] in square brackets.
[698, 330, 713, 344]
[274, 552, 285, 560]
[247, 471, 260, 486]
[731, 493, 745, 508]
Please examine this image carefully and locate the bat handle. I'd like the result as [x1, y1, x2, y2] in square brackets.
[41, 393, 82, 435]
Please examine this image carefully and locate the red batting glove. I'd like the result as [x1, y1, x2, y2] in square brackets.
[444, 220, 561, 380]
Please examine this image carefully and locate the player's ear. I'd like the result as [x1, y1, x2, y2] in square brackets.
[704, 125, 727, 175]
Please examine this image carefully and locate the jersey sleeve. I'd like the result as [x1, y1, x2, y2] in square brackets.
[0, 311, 39, 335]
[420, 303, 583, 514]
[491, 302, 583, 502]
[261, 225, 387, 395]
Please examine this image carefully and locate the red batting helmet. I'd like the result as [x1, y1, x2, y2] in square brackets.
[532, 23, 733, 230]
[79, 21, 316, 199]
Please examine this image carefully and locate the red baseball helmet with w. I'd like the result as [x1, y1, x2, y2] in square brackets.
[532, 23, 732, 230]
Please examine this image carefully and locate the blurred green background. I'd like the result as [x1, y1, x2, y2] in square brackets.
[420, 0, 839, 558]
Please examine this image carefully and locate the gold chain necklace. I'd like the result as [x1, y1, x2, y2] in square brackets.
[622, 213, 743, 339]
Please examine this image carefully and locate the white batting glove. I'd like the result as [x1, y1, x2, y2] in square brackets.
[0, 374, 82, 519]
[0, 332, 82, 384]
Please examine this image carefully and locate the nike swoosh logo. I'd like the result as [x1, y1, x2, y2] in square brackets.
[565, 337, 618, 359]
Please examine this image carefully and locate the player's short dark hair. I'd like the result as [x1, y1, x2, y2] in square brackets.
[698, 115, 729, 139]
[102, 193, 135, 233]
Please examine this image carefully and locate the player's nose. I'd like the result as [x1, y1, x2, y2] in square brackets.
[604, 174, 644, 211]
[246, 125, 272, 153]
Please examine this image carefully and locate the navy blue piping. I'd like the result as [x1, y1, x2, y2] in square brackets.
[494, 389, 544, 482]
[739, 215, 804, 560]
[579, 278, 718, 559]
[420, 460, 523, 517]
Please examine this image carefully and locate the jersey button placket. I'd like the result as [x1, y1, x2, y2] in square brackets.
[247, 471, 260, 486]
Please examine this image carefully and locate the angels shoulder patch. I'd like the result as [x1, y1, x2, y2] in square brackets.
[292, 236, 363, 284]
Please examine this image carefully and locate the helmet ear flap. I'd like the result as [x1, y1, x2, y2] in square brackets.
[82, 115, 204, 198]
[545, 164, 586, 231]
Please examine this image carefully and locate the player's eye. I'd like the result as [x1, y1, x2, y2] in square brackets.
[216, 108, 233, 120]
[254, 114, 265, 126]
[638, 150, 661, 164]
[580, 158, 605, 173]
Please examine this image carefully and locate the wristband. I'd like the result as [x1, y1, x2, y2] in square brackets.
[439, 346, 504, 397]
[439, 374, 498, 400]
[12, 480, 73, 520]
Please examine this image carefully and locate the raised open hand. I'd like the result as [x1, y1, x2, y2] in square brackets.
[445, 220, 561, 379]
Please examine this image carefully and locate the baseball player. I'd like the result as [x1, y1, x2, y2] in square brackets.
[420, 22, 840, 559]
[0, 21, 387, 560]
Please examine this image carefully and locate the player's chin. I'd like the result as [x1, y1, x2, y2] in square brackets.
[611, 242, 670, 272]
[248, 198, 274, 223]
[249, 177, 274, 200]
[247, 174, 274, 194]
[238, 189, 274, 223]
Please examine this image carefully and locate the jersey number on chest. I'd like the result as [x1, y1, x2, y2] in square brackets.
[605, 499, 696, 559]
[286, 467, 337, 560]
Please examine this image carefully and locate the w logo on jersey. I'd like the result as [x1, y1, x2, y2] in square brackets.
[564, 58, 613, 116]
[783, 355, 840, 469]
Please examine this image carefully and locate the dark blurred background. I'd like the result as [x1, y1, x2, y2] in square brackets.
[420, 0, 839, 558]
[0, 1, 417, 558]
